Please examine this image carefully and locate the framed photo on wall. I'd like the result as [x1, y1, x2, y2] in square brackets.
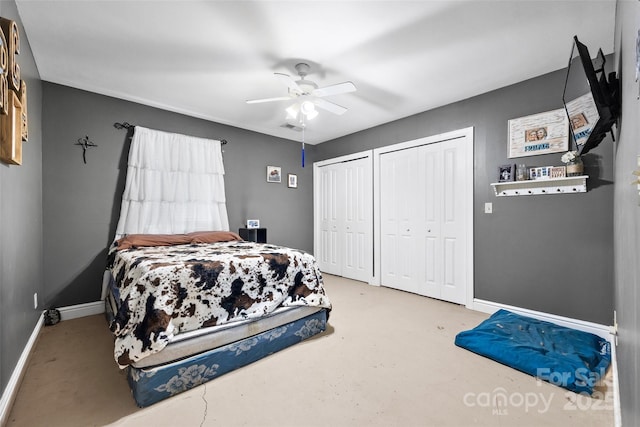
[508, 108, 569, 158]
[288, 174, 298, 188]
[266, 166, 281, 183]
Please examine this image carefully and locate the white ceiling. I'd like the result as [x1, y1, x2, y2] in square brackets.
[16, 1, 616, 145]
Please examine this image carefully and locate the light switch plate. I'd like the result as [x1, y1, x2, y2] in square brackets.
[484, 202, 493, 213]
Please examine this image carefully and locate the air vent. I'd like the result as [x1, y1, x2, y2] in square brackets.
[281, 123, 303, 132]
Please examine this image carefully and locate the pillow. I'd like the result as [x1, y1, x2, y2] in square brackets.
[116, 231, 242, 250]
[187, 230, 243, 244]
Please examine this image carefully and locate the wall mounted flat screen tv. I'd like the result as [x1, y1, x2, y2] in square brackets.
[562, 36, 619, 156]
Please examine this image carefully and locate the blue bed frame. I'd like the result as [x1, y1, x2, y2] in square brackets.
[115, 308, 328, 407]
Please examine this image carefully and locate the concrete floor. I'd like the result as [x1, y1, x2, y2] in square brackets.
[8, 275, 614, 426]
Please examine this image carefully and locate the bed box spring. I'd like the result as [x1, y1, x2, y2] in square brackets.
[125, 308, 327, 407]
[105, 287, 322, 369]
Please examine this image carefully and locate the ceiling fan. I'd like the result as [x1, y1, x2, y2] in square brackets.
[246, 63, 357, 118]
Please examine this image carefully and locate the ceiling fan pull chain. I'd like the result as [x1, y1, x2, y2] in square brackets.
[301, 118, 306, 168]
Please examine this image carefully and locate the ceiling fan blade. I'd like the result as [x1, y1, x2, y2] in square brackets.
[313, 98, 348, 115]
[275, 72, 303, 94]
[313, 81, 357, 97]
[246, 96, 292, 104]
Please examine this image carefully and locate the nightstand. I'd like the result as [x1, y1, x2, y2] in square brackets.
[239, 227, 267, 243]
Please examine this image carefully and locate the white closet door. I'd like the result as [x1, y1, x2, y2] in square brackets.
[380, 148, 422, 294]
[440, 140, 467, 304]
[342, 159, 372, 282]
[315, 154, 372, 283]
[380, 137, 468, 304]
[318, 165, 342, 275]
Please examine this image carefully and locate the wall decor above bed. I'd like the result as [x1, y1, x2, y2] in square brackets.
[266, 165, 282, 183]
[74, 135, 97, 164]
[114, 126, 229, 236]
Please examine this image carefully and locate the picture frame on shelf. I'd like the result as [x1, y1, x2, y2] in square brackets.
[498, 164, 516, 182]
[529, 166, 553, 180]
[550, 166, 566, 179]
[287, 174, 298, 188]
[246, 219, 260, 229]
[266, 166, 281, 183]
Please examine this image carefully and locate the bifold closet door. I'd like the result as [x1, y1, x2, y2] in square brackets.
[380, 138, 467, 304]
[318, 164, 342, 276]
[317, 157, 371, 283]
[379, 148, 422, 294]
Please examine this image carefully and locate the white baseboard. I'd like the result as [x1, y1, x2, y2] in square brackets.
[0, 301, 106, 423]
[58, 300, 105, 321]
[0, 312, 44, 426]
[611, 341, 621, 427]
[472, 298, 612, 340]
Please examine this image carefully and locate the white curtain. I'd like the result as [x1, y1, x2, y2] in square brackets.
[115, 126, 229, 238]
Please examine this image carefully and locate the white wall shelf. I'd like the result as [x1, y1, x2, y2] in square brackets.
[490, 175, 588, 197]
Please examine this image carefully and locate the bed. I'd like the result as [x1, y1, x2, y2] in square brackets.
[105, 231, 331, 407]
[104, 126, 331, 407]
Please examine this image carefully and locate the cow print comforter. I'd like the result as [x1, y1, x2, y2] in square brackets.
[107, 241, 331, 368]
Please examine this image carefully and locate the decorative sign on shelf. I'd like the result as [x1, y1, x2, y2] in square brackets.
[0, 17, 27, 166]
[508, 108, 569, 159]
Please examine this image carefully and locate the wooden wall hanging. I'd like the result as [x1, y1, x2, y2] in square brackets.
[20, 79, 27, 141]
[0, 91, 22, 164]
[0, 27, 7, 115]
[0, 17, 26, 165]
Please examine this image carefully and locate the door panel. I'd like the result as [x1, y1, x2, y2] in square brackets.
[342, 159, 371, 282]
[315, 156, 372, 283]
[380, 137, 468, 304]
[318, 167, 341, 275]
[380, 148, 420, 292]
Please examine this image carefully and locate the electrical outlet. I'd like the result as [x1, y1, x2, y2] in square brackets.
[33, 293, 38, 310]
[484, 202, 493, 214]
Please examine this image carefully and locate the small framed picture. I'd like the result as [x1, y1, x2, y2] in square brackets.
[498, 164, 515, 182]
[550, 166, 566, 178]
[246, 219, 260, 229]
[288, 174, 298, 188]
[266, 166, 281, 183]
[530, 166, 553, 180]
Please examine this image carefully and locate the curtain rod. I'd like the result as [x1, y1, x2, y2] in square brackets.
[113, 122, 228, 145]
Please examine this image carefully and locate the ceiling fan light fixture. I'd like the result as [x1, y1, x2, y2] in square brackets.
[287, 101, 318, 121]
[301, 102, 318, 120]
[285, 104, 299, 120]
[301, 100, 316, 115]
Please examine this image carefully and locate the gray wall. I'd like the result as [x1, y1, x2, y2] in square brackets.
[2, 2, 636, 423]
[613, 2, 640, 425]
[315, 67, 614, 325]
[42, 55, 615, 326]
[0, 1, 43, 396]
[42, 83, 317, 307]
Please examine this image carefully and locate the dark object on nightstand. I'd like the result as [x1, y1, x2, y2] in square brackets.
[239, 227, 267, 243]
